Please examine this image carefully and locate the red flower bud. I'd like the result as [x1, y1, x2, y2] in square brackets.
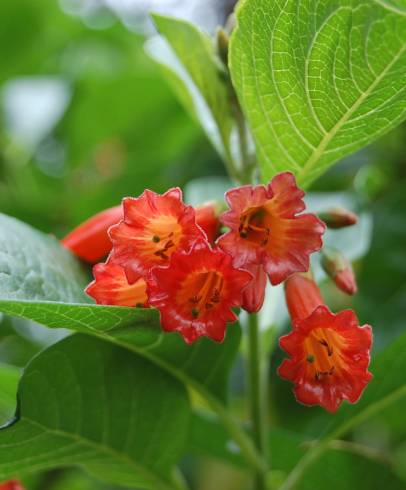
[0, 481, 25, 490]
[318, 207, 358, 229]
[241, 263, 267, 313]
[195, 201, 220, 244]
[62, 206, 122, 263]
[321, 247, 357, 295]
[279, 274, 372, 412]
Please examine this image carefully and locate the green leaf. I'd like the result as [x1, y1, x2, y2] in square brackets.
[279, 329, 406, 490]
[146, 14, 253, 180]
[230, 0, 406, 187]
[0, 213, 89, 303]
[0, 334, 189, 490]
[0, 362, 20, 425]
[0, 213, 261, 471]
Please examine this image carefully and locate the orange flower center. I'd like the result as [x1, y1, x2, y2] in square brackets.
[177, 270, 224, 318]
[239, 205, 271, 246]
[140, 215, 182, 263]
[304, 328, 344, 381]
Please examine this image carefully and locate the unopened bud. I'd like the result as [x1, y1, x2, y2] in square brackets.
[216, 27, 229, 66]
[321, 247, 357, 295]
[318, 207, 358, 229]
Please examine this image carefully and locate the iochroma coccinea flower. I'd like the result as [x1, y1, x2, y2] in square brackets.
[62, 201, 219, 264]
[0, 481, 24, 490]
[109, 188, 207, 282]
[278, 273, 372, 413]
[86, 261, 148, 307]
[217, 172, 325, 312]
[148, 241, 252, 344]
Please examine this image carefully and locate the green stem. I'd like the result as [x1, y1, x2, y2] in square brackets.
[247, 313, 268, 489]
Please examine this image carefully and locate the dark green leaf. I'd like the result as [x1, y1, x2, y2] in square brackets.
[230, 0, 406, 186]
[0, 334, 189, 490]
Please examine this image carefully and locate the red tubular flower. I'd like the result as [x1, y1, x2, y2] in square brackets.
[62, 205, 122, 263]
[217, 172, 325, 286]
[0, 481, 24, 490]
[195, 201, 220, 244]
[278, 274, 372, 413]
[86, 262, 148, 307]
[109, 188, 206, 282]
[148, 241, 252, 344]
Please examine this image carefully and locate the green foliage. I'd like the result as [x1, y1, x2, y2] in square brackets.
[0, 362, 19, 424]
[230, 0, 406, 186]
[0, 334, 190, 490]
[147, 14, 254, 181]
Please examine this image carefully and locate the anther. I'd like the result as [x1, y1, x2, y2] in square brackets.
[307, 354, 315, 363]
[152, 235, 160, 243]
[191, 308, 199, 318]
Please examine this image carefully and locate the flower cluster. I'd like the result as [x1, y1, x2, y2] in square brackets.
[63, 171, 373, 411]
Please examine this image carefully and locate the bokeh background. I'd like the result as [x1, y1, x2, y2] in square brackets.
[1, 1, 406, 489]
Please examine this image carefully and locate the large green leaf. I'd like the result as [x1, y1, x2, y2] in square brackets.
[230, 0, 406, 187]
[146, 14, 254, 181]
[279, 329, 406, 490]
[0, 213, 260, 470]
[0, 334, 189, 490]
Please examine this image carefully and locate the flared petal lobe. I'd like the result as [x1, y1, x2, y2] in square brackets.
[109, 188, 206, 281]
[148, 241, 252, 343]
[218, 172, 325, 285]
[86, 262, 148, 307]
[278, 305, 372, 412]
[62, 205, 122, 263]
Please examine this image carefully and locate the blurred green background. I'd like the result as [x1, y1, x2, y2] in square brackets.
[0, 1, 406, 489]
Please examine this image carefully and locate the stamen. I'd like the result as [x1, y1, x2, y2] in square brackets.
[152, 235, 160, 243]
[307, 354, 315, 363]
[191, 308, 199, 318]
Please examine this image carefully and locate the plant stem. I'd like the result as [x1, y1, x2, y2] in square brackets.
[247, 313, 268, 489]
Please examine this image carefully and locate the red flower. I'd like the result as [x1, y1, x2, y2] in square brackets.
[217, 172, 325, 285]
[109, 188, 206, 282]
[86, 262, 148, 307]
[195, 201, 220, 244]
[148, 241, 252, 344]
[0, 481, 24, 490]
[278, 274, 372, 412]
[62, 206, 122, 263]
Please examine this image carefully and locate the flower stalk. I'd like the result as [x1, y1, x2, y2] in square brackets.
[247, 313, 268, 489]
